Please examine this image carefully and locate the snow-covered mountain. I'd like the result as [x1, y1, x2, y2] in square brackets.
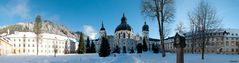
[0, 20, 80, 38]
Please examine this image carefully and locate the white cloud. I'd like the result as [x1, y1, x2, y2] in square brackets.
[0, 0, 30, 18]
[83, 25, 98, 39]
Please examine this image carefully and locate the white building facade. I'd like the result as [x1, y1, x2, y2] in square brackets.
[97, 13, 160, 53]
[164, 29, 239, 54]
[114, 14, 135, 53]
[4, 31, 78, 55]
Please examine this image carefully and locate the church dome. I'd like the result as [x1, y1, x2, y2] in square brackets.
[115, 13, 132, 32]
[142, 21, 149, 31]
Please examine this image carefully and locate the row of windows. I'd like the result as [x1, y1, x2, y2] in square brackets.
[226, 41, 239, 46]
[117, 32, 131, 39]
[14, 49, 64, 54]
[227, 33, 239, 36]
[207, 37, 239, 41]
[13, 44, 65, 48]
[13, 39, 35, 42]
[12, 38, 65, 44]
[188, 32, 239, 37]
[226, 37, 239, 40]
[207, 32, 238, 36]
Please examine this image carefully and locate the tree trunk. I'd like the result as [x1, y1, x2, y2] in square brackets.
[160, 0, 166, 57]
[154, 0, 166, 57]
[37, 35, 39, 55]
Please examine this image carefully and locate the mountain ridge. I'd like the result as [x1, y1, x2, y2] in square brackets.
[0, 20, 80, 38]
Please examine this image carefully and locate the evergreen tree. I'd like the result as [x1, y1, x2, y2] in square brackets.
[33, 15, 42, 55]
[130, 47, 135, 53]
[99, 37, 110, 57]
[123, 46, 127, 53]
[113, 45, 120, 54]
[142, 37, 148, 52]
[152, 44, 159, 53]
[86, 36, 91, 53]
[77, 32, 85, 54]
[152, 43, 155, 51]
[90, 40, 96, 53]
[137, 43, 142, 53]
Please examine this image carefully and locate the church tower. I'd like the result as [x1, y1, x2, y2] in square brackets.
[142, 21, 150, 50]
[142, 21, 149, 39]
[100, 22, 107, 38]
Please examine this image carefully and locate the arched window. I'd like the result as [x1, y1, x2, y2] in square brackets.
[123, 33, 125, 38]
[128, 33, 130, 39]
[118, 34, 120, 39]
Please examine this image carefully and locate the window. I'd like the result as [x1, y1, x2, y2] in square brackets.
[123, 33, 125, 38]
[19, 39, 21, 42]
[231, 41, 234, 46]
[226, 41, 229, 46]
[128, 34, 130, 38]
[118, 34, 120, 39]
[236, 41, 239, 46]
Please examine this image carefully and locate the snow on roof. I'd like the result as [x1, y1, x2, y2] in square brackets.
[6, 32, 36, 38]
[4, 31, 78, 42]
[0, 37, 13, 45]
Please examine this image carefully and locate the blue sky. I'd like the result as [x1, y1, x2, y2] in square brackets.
[0, 0, 238, 39]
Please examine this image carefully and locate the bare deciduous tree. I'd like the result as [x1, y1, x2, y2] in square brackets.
[188, 0, 222, 60]
[141, 0, 175, 57]
[175, 21, 186, 34]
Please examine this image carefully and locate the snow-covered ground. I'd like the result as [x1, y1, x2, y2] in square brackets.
[0, 52, 238, 63]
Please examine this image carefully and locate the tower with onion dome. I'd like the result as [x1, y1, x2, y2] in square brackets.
[142, 21, 150, 50]
[100, 22, 107, 38]
[114, 13, 134, 53]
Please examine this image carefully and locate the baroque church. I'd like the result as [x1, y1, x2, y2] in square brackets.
[98, 13, 154, 53]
